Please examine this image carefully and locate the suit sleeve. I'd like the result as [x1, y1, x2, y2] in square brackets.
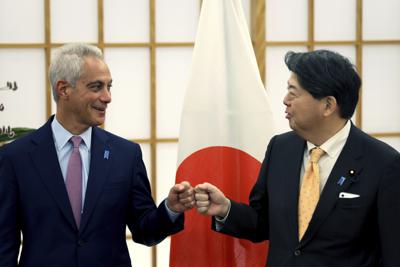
[378, 155, 400, 267]
[215, 136, 276, 242]
[126, 145, 183, 246]
[0, 151, 21, 267]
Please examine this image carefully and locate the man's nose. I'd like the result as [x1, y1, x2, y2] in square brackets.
[283, 94, 290, 106]
[101, 88, 111, 103]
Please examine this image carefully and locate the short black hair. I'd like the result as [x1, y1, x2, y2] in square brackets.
[284, 50, 361, 119]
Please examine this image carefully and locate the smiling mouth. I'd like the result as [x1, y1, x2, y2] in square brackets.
[93, 106, 106, 112]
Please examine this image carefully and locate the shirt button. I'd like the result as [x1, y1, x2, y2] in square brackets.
[294, 249, 301, 256]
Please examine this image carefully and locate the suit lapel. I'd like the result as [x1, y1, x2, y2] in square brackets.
[30, 118, 77, 230]
[284, 135, 307, 244]
[80, 127, 112, 232]
[300, 125, 364, 245]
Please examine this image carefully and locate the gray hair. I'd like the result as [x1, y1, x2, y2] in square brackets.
[49, 43, 103, 102]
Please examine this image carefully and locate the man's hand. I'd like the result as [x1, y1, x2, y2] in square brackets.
[194, 182, 230, 218]
[167, 181, 195, 213]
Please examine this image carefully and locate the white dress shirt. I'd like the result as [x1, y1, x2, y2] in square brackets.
[300, 120, 351, 192]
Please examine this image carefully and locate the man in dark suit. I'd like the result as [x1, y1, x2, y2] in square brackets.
[0, 43, 195, 267]
[194, 50, 400, 267]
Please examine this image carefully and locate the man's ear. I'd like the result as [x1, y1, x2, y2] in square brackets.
[56, 80, 70, 99]
[323, 96, 337, 116]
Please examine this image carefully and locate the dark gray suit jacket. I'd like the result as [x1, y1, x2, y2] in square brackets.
[217, 124, 400, 267]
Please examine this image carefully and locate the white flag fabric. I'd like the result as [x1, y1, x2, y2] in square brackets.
[177, 0, 274, 165]
[170, 0, 275, 266]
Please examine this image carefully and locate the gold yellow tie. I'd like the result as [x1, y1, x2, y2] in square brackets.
[298, 147, 325, 240]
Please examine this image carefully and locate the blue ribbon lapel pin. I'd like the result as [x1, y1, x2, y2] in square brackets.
[104, 150, 110, 160]
[337, 176, 346, 186]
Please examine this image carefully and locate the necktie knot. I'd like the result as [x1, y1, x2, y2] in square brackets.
[310, 147, 324, 163]
[70, 136, 82, 149]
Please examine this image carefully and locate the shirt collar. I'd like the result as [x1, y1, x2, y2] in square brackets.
[51, 116, 92, 151]
[306, 120, 351, 158]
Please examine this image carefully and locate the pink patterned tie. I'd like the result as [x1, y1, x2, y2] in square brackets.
[66, 136, 83, 229]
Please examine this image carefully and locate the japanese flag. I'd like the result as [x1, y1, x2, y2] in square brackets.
[170, 0, 275, 266]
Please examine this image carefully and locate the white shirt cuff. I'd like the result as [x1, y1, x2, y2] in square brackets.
[165, 199, 181, 222]
[214, 200, 231, 230]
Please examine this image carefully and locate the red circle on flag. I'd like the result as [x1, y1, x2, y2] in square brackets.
[170, 146, 268, 267]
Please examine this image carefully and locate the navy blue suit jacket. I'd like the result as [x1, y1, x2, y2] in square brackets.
[0, 117, 183, 267]
[217, 125, 400, 267]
